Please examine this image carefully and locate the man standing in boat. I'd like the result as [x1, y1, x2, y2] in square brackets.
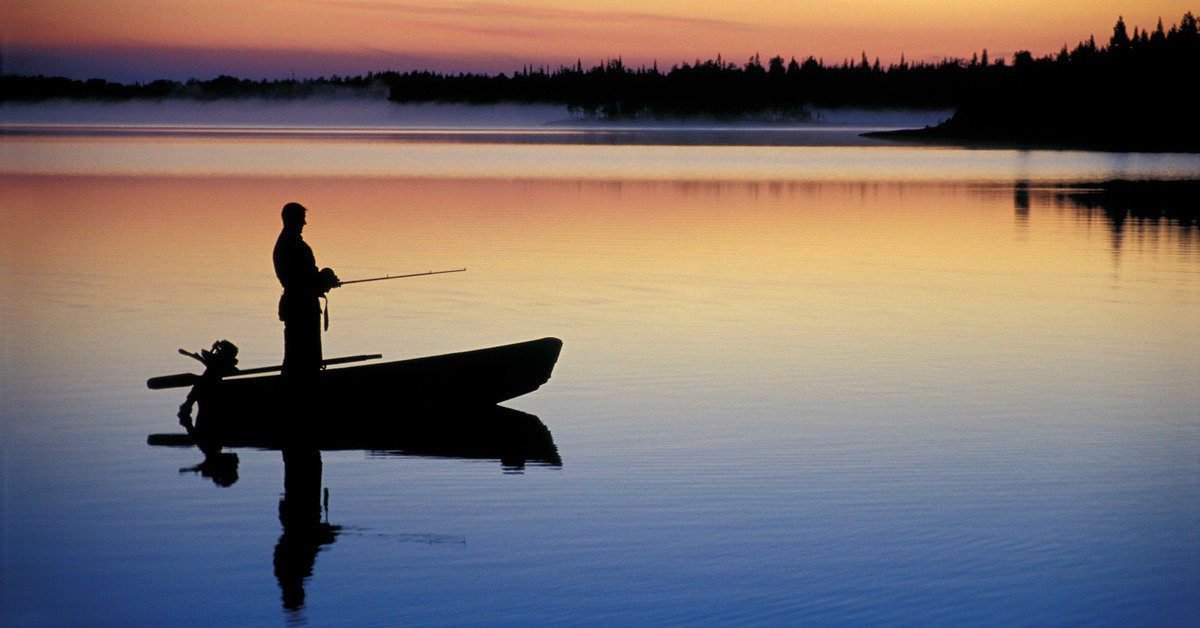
[274, 202, 340, 375]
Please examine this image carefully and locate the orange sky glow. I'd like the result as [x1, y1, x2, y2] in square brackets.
[1, 1, 1194, 81]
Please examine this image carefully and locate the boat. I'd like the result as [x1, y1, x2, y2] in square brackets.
[148, 337, 563, 451]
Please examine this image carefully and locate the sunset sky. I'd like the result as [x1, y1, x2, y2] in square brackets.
[2, 1, 1194, 82]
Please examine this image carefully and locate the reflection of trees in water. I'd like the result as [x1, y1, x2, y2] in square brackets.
[1016, 180, 1199, 256]
[1061, 180, 1199, 230]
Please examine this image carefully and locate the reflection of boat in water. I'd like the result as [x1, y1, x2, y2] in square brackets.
[149, 337, 562, 618]
[150, 404, 561, 617]
[150, 405, 562, 468]
[148, 317, 562, 616]
[149, 337, 563, 454]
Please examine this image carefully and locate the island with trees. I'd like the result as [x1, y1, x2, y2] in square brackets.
[2, 14, 1196, 152]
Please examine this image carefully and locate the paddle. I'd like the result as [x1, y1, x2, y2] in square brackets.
[147, 353, 382, 389]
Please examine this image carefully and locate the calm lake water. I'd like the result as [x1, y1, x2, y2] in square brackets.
[2, 105, 1199, 626]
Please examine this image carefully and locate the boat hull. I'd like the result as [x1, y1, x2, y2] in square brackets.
[189, 337, 562, 449]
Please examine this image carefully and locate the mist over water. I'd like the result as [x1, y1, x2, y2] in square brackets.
[808, 107, 951, 128]
[0, 98, 569, 129]
[0, 98, 951, 131]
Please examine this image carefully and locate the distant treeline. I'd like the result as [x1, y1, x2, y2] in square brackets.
[0, 73, 389, 103]
[2, 14, 1197, 135]
[869, 13, 1199, 151]
[383, 13, 1200, 122]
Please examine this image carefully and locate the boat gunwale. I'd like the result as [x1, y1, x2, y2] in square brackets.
[202, 336, 562, 387]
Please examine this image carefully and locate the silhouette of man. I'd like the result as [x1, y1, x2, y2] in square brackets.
[274, 203, 339, 375]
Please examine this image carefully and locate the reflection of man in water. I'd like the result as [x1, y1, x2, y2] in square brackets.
[274, 448, 337, 614]
[274, 203, 339, 375]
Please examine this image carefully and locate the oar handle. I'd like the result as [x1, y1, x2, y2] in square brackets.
[147, 353, 383, 389]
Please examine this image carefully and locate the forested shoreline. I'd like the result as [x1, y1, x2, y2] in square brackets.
[866, 13, 1199, 151]
[2, 14, 1196, 150]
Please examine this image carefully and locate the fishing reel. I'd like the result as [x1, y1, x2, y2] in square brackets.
[320, 267, 341, 292]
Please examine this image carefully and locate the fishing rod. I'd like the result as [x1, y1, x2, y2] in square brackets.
[338, 268, 466, 285]
[319, 268, 465, 330]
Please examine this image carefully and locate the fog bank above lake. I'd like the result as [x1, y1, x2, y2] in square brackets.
[1, 98, 948, 131]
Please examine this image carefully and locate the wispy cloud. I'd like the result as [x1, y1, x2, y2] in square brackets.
[297, 0, 755, 32]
